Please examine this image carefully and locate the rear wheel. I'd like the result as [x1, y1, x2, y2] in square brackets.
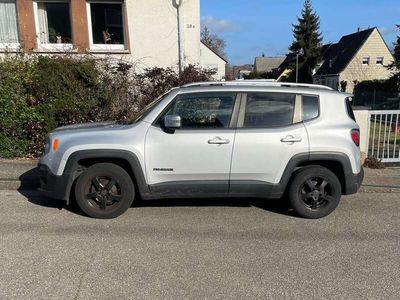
[288, 166, 342, 219]
[75, 163, 135, 219]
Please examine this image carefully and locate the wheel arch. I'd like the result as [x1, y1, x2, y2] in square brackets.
[63, 150, 150, 204]
[280, 152, 357, 196]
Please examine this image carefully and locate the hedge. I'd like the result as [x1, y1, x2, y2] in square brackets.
[0, 53, 213, 158]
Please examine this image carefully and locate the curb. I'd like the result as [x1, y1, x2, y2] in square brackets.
[0, 178, 40, 191]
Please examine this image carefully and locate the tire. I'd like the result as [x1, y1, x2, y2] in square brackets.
[288, 166, 342, 219]
[75, 163, 135, 219]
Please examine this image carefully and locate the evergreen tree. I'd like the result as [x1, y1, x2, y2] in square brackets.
[389, 25, 400, 90]
[287, 0, 323, 83]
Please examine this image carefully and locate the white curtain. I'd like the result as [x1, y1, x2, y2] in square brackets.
[0, 1, 19, 44]
[37, 2, 49, 44]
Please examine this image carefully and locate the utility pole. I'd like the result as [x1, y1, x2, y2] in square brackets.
[175, 0, 185, 74]
[296, 53, 299, 83]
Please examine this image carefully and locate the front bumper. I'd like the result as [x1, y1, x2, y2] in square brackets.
[38, 164, 73, 202]
[344, 167, 364, 195]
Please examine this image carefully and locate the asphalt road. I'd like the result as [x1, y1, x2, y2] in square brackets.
[0, 191, 399, 300]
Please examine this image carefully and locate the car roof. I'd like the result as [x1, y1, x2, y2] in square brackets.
[179, 81, 350, 97]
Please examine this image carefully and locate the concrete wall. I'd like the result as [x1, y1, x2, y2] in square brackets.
[200, 43, 226, 80]
[340, 28, 394, 92]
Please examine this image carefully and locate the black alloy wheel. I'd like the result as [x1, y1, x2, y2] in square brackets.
[288, 166, 342, 219]
[75, 163, 135, 219]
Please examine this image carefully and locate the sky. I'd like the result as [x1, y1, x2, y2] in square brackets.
[200, 0, 400, 65]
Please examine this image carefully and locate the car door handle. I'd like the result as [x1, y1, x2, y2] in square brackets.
[281, 136, 302, 143]
[208, 137, 230, 145]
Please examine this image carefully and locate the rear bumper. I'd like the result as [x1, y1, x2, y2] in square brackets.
[38, 164, 72, 202]
[344, 167, 364, 195]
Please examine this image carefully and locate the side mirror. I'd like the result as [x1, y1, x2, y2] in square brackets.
[163, 115, 181, 132]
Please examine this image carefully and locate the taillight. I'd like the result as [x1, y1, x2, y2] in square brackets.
[351, 129, 360, 147]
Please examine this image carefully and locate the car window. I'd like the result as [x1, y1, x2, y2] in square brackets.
[302, 96, 319, 121]
[164, 93, 236, 129]
[243, 93, 295, 128]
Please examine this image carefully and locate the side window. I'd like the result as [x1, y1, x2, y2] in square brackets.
[164, 93, 236, 129]
[243, 93, 295, 128]
[302, 96, 319, 121]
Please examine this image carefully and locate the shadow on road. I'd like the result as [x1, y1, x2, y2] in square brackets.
[18, 168, 296, 218]
[135, 197, 296, 217]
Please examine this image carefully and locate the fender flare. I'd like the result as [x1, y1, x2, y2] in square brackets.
[63, 149, 151, 203]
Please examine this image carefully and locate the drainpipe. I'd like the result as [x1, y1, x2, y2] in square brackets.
[175, 0, 185, 74]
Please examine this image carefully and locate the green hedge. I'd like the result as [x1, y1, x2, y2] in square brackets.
[0, 53, 213, 158]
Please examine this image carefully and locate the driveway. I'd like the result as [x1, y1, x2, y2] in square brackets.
[0, 190, 399, 299]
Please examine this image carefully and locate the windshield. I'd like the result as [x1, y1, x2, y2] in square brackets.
[130, 90, 172, 123]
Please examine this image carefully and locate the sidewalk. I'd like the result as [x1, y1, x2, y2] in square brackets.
[0, 159, 400, 192]
[0, 159, 39, 190]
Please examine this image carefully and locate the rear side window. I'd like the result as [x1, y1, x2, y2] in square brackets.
[302, 96, 319, 121]
[345, 97, 356, 121]
[243, 93, 295, 128]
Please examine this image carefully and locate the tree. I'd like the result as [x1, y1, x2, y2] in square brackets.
[388, 25, 400, 90]
[287, 0, 323, 83]
[201, 26, 227, 59]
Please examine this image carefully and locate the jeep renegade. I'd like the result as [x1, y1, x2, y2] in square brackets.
[39, 81, 364, 219]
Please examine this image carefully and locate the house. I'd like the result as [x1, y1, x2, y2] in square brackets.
[200, 42, 228, 80]
[225, 64, 254, 80]
[254, 56, 285, 74]
[0, 0, 226, 79]
[313, 27, 394, 92]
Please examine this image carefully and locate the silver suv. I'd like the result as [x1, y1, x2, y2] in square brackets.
[39, 81, 364, 219]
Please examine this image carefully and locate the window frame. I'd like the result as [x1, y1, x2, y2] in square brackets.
[153, 92, 241, 131]
[362, 56, 370, 66]
[236, 92, 320, 129]
[33, 0, 73, 51]
[0, 0, 20, 51]
[376, 56, 384, 65]
[86, 0, 127, 52]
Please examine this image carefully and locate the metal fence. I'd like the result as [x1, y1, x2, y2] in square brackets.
[367, 110, 400, 162]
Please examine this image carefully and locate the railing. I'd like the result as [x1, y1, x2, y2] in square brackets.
[367, 110, 400, 162]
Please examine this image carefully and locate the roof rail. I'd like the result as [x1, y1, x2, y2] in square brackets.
[182, 80, 334, 91]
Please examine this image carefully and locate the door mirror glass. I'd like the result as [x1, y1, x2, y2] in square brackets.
[164, 115, 181, 129]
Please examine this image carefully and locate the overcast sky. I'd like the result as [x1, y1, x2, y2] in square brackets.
[201, 0, 399, 65]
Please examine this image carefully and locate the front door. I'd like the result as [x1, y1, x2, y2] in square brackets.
[145, 92, 239, 196]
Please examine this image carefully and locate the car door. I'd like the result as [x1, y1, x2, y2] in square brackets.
[230, 92, 311, 196]
[145, 92, 240, 196]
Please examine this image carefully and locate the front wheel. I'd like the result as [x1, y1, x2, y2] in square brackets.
[288, 166, 342, 219]
[75, 163, 135, 219]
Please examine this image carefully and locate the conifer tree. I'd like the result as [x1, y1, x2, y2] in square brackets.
[389, 25, 400, 89]
[287, 0, 323, 83]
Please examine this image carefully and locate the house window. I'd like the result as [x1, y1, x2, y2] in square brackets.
[87, 1, 125, 51]
[0, 0, 19, 49]
[376, 57, 384, 65]
[205, 64, 219, 72]
[34, 1, 72, 50]
[362, 57, 370, 65]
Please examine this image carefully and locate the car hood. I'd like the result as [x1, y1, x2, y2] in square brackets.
[51, 121, 131, 134]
